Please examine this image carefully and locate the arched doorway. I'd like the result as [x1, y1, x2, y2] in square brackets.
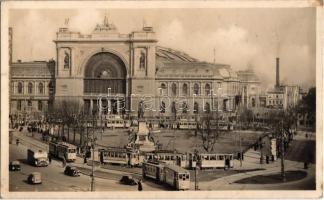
[84, 52, 127, 94]
[83, 52, 127, 115]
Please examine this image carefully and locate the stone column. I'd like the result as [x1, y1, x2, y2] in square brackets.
[90, 99, 93, 114]
[117, 98, 120, 114]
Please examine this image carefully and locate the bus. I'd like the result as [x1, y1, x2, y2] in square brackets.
[49, 141, 77, 162]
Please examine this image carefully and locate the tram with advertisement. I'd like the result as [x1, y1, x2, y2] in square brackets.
[142, 160, 191, 190]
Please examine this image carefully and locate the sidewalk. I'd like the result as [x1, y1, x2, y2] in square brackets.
[198, 147, 315, 190]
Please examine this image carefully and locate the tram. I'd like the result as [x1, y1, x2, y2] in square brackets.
[197, 153, 234, 169]
[99, 147, 144, 167]
[49, 141, 77, 162]
[142, 160, 191, 190]
[145, 150, 189, 168]
[178, 120, 198, 130]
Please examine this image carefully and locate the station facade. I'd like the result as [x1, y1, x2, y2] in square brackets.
[10, 18, 263, 120]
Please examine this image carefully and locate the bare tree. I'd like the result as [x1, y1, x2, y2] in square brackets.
[198, 112, 219, 153]
[49, 99, 86, 144]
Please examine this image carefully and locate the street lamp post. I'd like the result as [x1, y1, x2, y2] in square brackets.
[90, 109, 97, 191]
[281, 119, 286, 182]
[239, 131, 242, 167]
[194, 166, 199, 190]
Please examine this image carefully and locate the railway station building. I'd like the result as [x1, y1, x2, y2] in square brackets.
[9, 18, 263, 121]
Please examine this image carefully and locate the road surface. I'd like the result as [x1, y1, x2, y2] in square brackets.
[9, 142, 166, 191]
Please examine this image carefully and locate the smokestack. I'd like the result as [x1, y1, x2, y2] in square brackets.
[9, 27, 13, 65]
[276, 57, 280, 88]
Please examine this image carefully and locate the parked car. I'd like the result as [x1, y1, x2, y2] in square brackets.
[64, 166, 80, 177]
[27, 172, 42, 184]
[9, 161, 21, 171]
[120, 175, 137, 185]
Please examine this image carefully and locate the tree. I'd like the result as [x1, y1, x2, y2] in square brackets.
[198, 111, 219, 153]
[49, 99, 86, 144]
[297, 87, 316, 128]
[238, 107, 254, 127]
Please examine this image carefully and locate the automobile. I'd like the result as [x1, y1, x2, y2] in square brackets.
[9, 161, 21, 171]
[119, 175, 137, 185]
[64, 166, 80, 177]
[27, 172, 42, 184]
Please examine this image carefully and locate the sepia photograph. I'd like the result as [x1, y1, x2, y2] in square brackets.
[1, 1, 322, 198]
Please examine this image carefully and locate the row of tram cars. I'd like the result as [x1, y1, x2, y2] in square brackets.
[99, 148, 234, 190]
[101, 116, 234, 131]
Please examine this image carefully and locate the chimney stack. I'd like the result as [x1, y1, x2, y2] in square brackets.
[9, 27, 13, 65]
[276, 57, 280, 88]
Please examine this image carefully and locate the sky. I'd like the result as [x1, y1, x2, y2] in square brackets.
[9, 8, 316, 90]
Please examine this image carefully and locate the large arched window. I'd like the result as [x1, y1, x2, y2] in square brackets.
[205, 83, 211, 96]
[18, 82, 23, 94]
[194, 102, 199, 114]
[38, 82, 44, 94]
[182, 83, 188, 96]
[28, 82, 33, 94]
[171, 83, 177, 96]
[193, 83, 200, 95]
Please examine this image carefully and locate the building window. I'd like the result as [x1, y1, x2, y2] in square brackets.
[160, 101, 165, 113]
[38, 100, 43, 111]
[38, 82, 44, 94]
[171, 101, 177, 114]
[27, 100, 32, 107]
[205, 84, 211, 96]
[18, 82, 23, 94]
[182, 102, 188, 113]
[171, 83, 177, 96]
[193, 83, 200, 95]
[49, 81, 55, 95]
[17, 100, 21, 111]
[252, 98, 256, 107]
[182, 83, 188, 96]
[160, 83, 167, 95]
[205, 102, 210, 113]
[28, 82, 33, 94]
[194, 102, 199, 114]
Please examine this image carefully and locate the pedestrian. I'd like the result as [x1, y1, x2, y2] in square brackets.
[48, 154, 52, 164]
[137, 179, 143, 191]
[62, 157, 66, 168]
[84, 155, 87, 164]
